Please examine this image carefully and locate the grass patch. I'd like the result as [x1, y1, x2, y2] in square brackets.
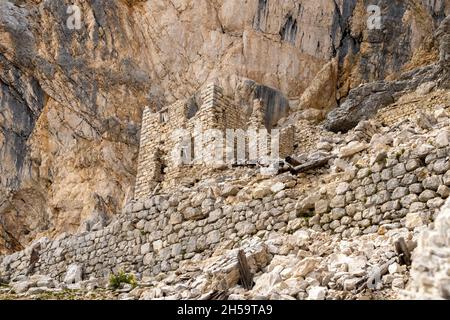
[109, 270, 137, 290]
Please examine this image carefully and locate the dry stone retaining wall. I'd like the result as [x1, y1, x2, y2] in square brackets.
[302, 142, 450, 237]
[1, 135, 450, 282]
[0, 186, 300, 282]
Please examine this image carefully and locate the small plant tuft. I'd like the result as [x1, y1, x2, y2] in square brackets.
[109, 270, 137, 290]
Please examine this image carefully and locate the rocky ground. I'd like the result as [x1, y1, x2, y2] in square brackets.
[0, 229, 411, 300]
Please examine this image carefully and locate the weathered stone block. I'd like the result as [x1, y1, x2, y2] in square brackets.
[315, 200, 329, 215]
[423, 175, 443, 191]
[235, 221, 256, 236]
[391, 187, 409, 200]
[392, 163, 406, 177]
[381, 200, 401, 213]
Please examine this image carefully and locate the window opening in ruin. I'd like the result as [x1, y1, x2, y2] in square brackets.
[187, 98, 199, 119]
[154, 148, 167, 182]
[181, 145, 191, 164]
[160, 111, 169, 123]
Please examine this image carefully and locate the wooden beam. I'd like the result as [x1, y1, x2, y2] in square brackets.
[285, 156, 302, 167]
[395, 237, 412, 266]
[237, 250, 254, 290]
[205, 290, 229, 300]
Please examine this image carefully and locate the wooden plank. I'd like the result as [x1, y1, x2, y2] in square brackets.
[290, 155, 336, 174]
[237, 250, 254, 290]
[152, 183, 161, 196]
[26, 244, 41, 276]
[285, 156, 302, 167]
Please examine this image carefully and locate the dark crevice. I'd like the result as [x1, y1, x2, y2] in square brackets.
[253, 0, 269, 32]
[280, 15, 298, 44]
[330, 0, 360, 105]
[186, 96, 200, 119]
[253, 84, 289, 130]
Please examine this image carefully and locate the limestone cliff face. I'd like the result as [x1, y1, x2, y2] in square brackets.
[0, 0, 448, 253]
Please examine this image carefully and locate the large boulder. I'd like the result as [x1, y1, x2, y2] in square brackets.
[323, 81, 396, 133]
[324, 15, 450, 133]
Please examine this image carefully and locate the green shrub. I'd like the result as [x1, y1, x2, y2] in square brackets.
[109, 270, 137, 290]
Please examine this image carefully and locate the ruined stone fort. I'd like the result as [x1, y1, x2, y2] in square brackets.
[134, 83, 295, 199]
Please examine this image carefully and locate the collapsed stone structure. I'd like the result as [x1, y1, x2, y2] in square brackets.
[1, 90, 450, 298]
[134, 83, 294, 199]
[0, 75, 448, 300]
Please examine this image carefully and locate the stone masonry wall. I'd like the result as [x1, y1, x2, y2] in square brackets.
[279, 126, 295, 157]
[300, 137, 450, 237]
[134, 83, 249, 199]
[2, 132, 450, 282]
[0, 185, 300, 282]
